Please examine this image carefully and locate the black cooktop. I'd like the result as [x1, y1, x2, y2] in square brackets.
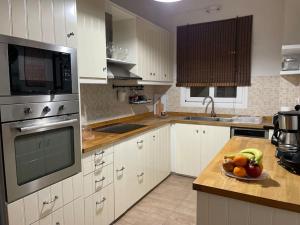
[94, 123, 147, 134]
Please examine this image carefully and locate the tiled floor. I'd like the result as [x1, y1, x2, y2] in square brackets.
[114, 174, 197, 225]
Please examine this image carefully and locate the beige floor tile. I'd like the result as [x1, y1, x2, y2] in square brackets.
[114, 175, 196, 225]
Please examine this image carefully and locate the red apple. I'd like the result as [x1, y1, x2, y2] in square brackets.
[245, 163, 262, 178]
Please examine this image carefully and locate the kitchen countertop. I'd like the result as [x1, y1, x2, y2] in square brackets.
[82, 112, 273, 153]
[193, 136, 300, 213]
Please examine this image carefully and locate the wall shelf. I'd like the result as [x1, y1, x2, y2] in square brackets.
[280, 70, 300, 75]
[282, 45, 300, 55]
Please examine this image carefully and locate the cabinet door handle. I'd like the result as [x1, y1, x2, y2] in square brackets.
[203, 130, 206, 134]
[116, 166, 125, 172]
[67, 32, 75, 38]
[96, 197, 106, 205]
[103, 67, 107, 72]
[95, 161, 105, 167]
[137, 172, 144, 177]
[43, 195, 58, 205]
[56, 223, 60, 225]
[137, 140, 144, 144]
[95, 177, 105, 183]
[195, 130, 199, 134]
[95, 150, 104, 156]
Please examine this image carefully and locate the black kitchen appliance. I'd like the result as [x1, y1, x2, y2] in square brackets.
[272, 105, 300, 174]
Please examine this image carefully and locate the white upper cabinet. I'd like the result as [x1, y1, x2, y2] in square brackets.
[0, 0, 77, 47]
[77, 0, 107, 83]
[135, 18, 173, 84]
[0, 0, 11, 35]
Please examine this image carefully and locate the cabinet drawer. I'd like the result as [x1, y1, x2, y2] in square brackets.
[84, 184, 114, 225]
[82, 146, 113, 176]
[83, 164, 113, 198]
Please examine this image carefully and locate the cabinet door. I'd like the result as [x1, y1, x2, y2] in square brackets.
[200, 126, 230, 171]
[114, 139, 137, 218]
[0, 0, 11, 35]
[7, 198, 25, 225]
[63, 202, 75, 225]
[77, 0, 107, 79]
[93, 184, 114, 225]
[40, 0, 55, 44]
[136, 19, 149, 81]
[73, 198, 84, 225]
[64, 0, 77, 48]
[53, 0, 66, 46]
[175, 124, 201, 177]
[11, 0, 27, 38]
[134, 134, 148, 199]
[158, 125, 171, 180]
[26, 0, 42, 41]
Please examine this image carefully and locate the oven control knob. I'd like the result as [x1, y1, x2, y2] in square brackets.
[59, 105, 65, 111]
[43, 106, 51, 114]
[24, 107, 32, 115]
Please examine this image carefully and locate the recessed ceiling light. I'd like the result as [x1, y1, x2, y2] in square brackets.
[154, 0, 182, 3]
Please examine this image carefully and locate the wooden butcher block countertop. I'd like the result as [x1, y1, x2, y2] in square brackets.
[193, 137, 300, 213]
[82, 112, 273, 153]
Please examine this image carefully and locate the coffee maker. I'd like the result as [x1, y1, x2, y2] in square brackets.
[272, 105, 300, 174]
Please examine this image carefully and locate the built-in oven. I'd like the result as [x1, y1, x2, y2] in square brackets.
[0, 34, 78, 97]
[0, 101, 81, 203]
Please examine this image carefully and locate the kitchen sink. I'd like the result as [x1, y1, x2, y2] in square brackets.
[184, 116, 233, 122]
[94, 123, 147, 134]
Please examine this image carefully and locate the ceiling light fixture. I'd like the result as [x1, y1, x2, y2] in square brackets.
[154, 0, 182, 3]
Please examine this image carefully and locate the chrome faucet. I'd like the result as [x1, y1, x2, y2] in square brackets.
[202, 96, 216, 117]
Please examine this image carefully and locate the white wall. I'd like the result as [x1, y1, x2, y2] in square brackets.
[166, 0, 285, 77]
[283, 0, 300, 45]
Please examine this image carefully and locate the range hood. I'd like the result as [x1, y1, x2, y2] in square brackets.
[107, 58, 142, 80]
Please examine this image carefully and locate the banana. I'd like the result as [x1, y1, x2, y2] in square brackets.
[224, 152, 255, 161]
[239, 148, 263, 164]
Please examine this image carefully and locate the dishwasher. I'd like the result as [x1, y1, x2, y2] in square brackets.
[230, 127, 269, 139]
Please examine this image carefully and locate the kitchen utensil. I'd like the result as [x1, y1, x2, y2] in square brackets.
[221, 168, 269, 181]
[282, 56, 299, 71]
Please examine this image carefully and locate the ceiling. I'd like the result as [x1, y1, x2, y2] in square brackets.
[111, 0, 222, 29]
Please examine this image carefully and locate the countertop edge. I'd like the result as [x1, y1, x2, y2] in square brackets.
[192, 183, 300, 213]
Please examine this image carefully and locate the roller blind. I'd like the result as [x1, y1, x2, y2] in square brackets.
[176, 15, 253, 87]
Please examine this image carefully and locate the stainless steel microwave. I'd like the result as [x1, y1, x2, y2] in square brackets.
[0, 34, 78, 97]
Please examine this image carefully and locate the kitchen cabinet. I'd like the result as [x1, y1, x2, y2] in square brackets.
[84, 184, 114, 225]
[77, 0, 107, 83]
[135, 18, 172, 84]
[7, 173, 83, 225]
[174, 124, 230, 177]
[0, 0, 77, 47]
[114, 126, 171, 219]
[0, 0, 11, 35]
[114, 138, 137, 218]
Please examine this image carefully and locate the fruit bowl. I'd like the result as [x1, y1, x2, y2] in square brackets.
[221, 167, 269, 181]
[222, 148, 266, 180]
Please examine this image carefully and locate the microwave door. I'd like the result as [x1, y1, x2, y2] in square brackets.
[1, 115, 81, 203]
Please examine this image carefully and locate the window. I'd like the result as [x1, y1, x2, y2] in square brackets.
[181, 86, 248, 108]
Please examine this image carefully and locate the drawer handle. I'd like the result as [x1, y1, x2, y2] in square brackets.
[95, 161, 105, 167]
[137, 172, 144, 177]
[43, 195, 58, 205]
[95, 150, 104, 156]
[137, 140, 144, 144]
[116, 166, 125, 172]
[96, 197, 106, 205]
[56, 223, 60, 225]
[95, 177, 105, 183]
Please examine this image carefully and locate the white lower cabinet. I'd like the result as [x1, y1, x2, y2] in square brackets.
[114, 125, 171, 219]
[84, 184, 114, 225]
[175, 124, 230, 177]
[7, 173, 83, 225]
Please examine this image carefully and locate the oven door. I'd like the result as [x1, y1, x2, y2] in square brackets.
[1, 114, 81, 203]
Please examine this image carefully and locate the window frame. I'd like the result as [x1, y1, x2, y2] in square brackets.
[180, 86, 248, 109]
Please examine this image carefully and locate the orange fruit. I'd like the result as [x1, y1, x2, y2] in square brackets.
[233, 155, 248, 167]
[233, 166, 247, 177]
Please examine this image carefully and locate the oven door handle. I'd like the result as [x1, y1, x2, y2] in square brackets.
[16, 119, 78, 132]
